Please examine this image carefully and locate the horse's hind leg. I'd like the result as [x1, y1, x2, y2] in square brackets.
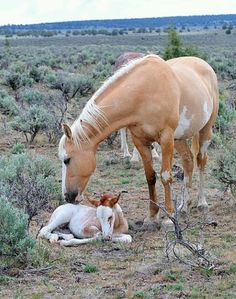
[174, 140, 194, 214]
[53, 231, 74, 241]
[120, 128, 131, 158]
[111, 234, 132, 243]
[195, 127, 213, 211]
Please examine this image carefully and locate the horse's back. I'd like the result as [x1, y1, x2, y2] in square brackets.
[168, 56, 218, 94]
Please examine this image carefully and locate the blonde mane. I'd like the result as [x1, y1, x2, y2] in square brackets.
[61, 54, 156, 149]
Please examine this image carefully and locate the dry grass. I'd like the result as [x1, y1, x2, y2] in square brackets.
[1, 145, 236, 299]
[0, 29, 236, 298]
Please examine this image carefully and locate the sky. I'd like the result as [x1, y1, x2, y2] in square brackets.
[0, 0, 236, 26]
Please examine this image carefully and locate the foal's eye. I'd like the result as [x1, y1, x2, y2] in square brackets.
[108, 216, 112, 222]
[64, 158, 71, 165]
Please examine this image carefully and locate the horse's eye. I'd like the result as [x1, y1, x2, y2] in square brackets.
[64, 158, 71, 165]
[108, 216, 112, 222]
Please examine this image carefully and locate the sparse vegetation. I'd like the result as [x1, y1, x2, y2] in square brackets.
[84, 264, 99, 273]
[214, 140, 236, 197]
[0, 153, 61, 226]
[0, 196, 35, 268]
[163, 28, 201, 60]
[0, 25, 236, 299]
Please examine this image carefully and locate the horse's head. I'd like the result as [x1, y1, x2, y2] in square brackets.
[59, 124, 96, 203]
[88, 193, 122, 241]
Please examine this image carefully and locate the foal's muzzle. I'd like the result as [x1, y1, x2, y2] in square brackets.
[64, 191, 78, 203]
[103, 235, 112, 241]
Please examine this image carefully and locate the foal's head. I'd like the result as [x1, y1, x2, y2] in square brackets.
[88, 193, 122, 241]
[59, 124, 96, 203]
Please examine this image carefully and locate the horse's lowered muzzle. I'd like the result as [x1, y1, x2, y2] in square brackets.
[64, 191, 78, 203]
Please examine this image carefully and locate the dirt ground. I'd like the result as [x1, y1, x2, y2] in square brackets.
[0, 29, 236, 299]
[1, 143, 236, 299]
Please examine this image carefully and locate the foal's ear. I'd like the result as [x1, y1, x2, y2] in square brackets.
[110, 192, 122, 206]
[62, 123, 72, 140]
[88, 198, 101, 207]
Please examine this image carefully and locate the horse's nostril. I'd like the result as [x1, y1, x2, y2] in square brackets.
[64, 191, 78, 203]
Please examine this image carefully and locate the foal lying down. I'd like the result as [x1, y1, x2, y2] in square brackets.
[39, 193, 132, 246]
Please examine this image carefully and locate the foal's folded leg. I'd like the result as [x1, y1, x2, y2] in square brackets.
[60, 233, 102, 246]
[53, 231, 74, 241]
[111, 234, 132, 243]
[39, 204, 74, 243]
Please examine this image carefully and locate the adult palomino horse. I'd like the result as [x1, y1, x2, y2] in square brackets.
[39, 193, 132, 245]
[114, 52, 161, 162]
[59, 54, 218, 225]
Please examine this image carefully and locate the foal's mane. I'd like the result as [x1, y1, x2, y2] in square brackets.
[61, 54, 156, 149]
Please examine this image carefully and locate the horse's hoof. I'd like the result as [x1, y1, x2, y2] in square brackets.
[197, 203, 209, 213]
[124, 235, 133, 243]
[162, 219, 174, 231]
[60, 240, 69, 246]
[63, 234, 74, 241]
[49, 234, 59, 244]
[142, 217, 161, 231]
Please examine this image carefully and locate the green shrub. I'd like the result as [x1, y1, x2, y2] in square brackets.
[163, 29, 201, 60]
[214, 140, 236, 197]
[84, 264, 98, 273]
[0, 196, 35, 267]
[11, 142, 25, 154]
[11, 104, 54, 143]
[0, 153, 61, 225]
[49, 71, 94, 99]
[0, 90, 19, 116]
[214, 92, 236, 135]
[4, 63, 33, 91]
[20, 88, 46, 105]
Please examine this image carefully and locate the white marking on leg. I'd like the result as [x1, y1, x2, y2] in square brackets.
[198, 169, 208, 210]
[120, 128, 131, 157]
[174, 106, 193, 139]
[200, 140, 211, 158]
[151, 143, 161, 161]
[131, 147, 140, 162]
[162, 170, 171, 182]
[182, 176, 190, 214]
[162, 218, 174, 230]
[203, 102, 213, 125]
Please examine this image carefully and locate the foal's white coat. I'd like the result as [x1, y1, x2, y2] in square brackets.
[39, 195, 132, 246]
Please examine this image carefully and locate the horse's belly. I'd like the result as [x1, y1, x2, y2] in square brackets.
[69, 217, 84, 238]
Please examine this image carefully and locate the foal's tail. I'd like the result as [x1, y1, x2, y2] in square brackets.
[191, 133, 199, 169]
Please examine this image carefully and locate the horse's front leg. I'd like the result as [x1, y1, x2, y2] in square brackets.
[160, 128, 175, 225]
[39, 205, 74, 243]
[131, 135, 159, 225]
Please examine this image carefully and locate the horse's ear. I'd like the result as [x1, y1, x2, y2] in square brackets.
[110, 192, 122, 207]
[88, 198, 101, 207]
[62, 123, 72, 140]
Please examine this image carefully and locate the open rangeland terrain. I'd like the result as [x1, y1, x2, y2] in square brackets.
[0, 29, 236, 298]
